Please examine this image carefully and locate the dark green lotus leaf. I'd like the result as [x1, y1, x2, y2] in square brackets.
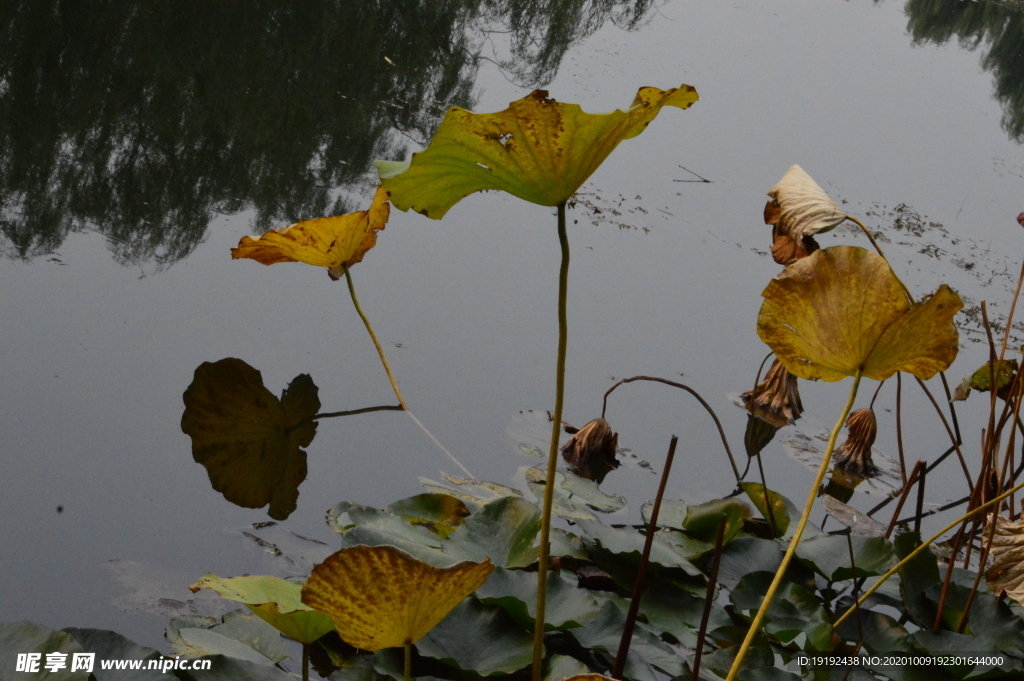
[740, 482, 790, 537]
[442, 496, 541, 568]
[894, 532, 941, 629]
[576, 518, 701, 575]
[416, 597, 534, 676]
[682, 498, 751, 542]
[475, 566, 601, 631]
[328, 501, 450, 567]
[62, 628, 164, 681]
[834, 609, 912, 655]
[716, 539, 785, 590]
[420, 475, 523, 508]
[796, 534, 894, 581]
[640, 499, 688, 530]
[0, 622, 90, 681]
[964, 590, 1024, 653]
[524, 466, 625, 520]
[571, 602, 684, 681]
[701, 629, 774, 680]
[906, 631, 1004, 675]
[168, 611, 287, 665]
[731, 573, 832, 651]
[543, 655, 591, 681]
[639, 582, 730, 648]
[181, 358, 320, 520]
[550, 527, 588, 559]
[386, 493, 471, 539]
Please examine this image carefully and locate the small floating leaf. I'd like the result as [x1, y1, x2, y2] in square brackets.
[758, 246, 962, 381]
[952, 359, 1019, 401]
[301, 545, 493, 651]
[180, 358, 319, 520]
[232, 187, 389, 280]
[377, 86, 698, 218]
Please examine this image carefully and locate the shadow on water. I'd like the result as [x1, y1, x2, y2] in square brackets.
[0, 0, 654, 267]
[901, 0, 1024, 143]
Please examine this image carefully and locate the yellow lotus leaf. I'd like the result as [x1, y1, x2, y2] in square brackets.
[758, 246, 962, 381]
[301, 545, 493, 650]
[983, 514, 1024, 606]
[232, 186, 390, 279]
[375, 85, 698, 219]
[767, 165, 847, 242]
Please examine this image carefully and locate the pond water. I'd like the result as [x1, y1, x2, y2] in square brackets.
[3, 0, 1024, 652]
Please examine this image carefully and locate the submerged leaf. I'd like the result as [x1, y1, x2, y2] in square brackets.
[758, 246, 962, 381]
[765, 165, 845, 267]
[301, 545, 493, 651]
[984, 514, 1024, 606]
[180, 358, 320, 520]
[377, 86, 698, 218]
[232, 187, 389, 279]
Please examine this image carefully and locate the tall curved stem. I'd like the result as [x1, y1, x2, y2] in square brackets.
[344, 266, 408, 410]
[726, 370, 863, 681]
[532, 202, 569, 681]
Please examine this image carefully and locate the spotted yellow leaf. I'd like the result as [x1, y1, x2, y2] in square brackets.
[232, 187, 389, 279]
[757, 246, 962, 381]
[376, 85, 698, 219]
[301, 545, 493, 650]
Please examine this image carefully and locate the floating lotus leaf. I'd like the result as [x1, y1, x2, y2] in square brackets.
[188, 574, 335, 644]
[300, 545, 493, 651]
[765, 165, 845, 266]
[376, 85, 698, 218]
[386, 493, 471, 539]
[232, 187, 389, 279]
[739, 482, 790, 537]
[983, 514, 1024, 606]
[952, 359, 1019, 401]
[180, 358, 319, 520]
[758, 246, 962, 381]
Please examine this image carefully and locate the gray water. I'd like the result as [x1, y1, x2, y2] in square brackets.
[2, 0, 1023, 652]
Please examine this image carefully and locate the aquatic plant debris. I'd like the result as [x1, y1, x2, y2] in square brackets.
[232, 186, 390, 279]
[376, 85, 698, 218]
[301, 544, 493, 651]
[758, 245, 962, 381]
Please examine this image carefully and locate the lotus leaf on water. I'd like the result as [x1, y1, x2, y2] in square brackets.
[376, 85, 698, 218]
[180, 358, 320, 520]
[757, 246, 962, 381]
[952, 358, 1019, 401]
[232, 187, 390, 279]
[300, 545, 493, 651]
[188, 574, 335, 644]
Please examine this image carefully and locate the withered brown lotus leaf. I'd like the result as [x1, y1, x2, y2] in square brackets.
[740, 358, 804, 428]
[301, 545, 493, 651]
[758, 246, 962, 381]
[770, 229, 820, 266]
[560, 417, 619, 483]
[832, 408, 880, 478]
[984, 514, 1024, 606]
[376, 86, 698, 218]
[766, 165, 847, 243]
[232, 187, 390, 279]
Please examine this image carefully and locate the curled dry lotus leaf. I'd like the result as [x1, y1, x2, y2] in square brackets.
[758, 246, 962, 381]
[376, 85, 698, 218]
[188, 574, 335, 644]
[301, 545, 493, 650]
[766, 164, 846, 242]
[180, 358, 320, 520]
[984, 514, 1024, 606]
[232, 187, 389, 279]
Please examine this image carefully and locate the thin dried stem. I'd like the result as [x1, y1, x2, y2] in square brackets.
[692, 517, 727, 681]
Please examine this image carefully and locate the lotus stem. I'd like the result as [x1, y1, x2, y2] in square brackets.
[726, 369, 863, 681]
[404, 643, 411, 681]
[833, 479, 1024, 631]
[845, 216, 913, 302]
[692, 516, 728, 681]
[302, 644, 310, 681]
[344, 266, 408, 410]
[532, 201, 570, 681]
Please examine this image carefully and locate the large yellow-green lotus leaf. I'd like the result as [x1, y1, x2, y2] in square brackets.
[375, 85, 698, 219]
[301, 545, 493, 650]
[189, 574, 335, 644]
[758, 246, 962, 381]
[232, 186, 389, 279]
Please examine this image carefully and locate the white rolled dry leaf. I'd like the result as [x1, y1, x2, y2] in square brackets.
[767, 165, 847, 241]
[983, 513, 1024, 605]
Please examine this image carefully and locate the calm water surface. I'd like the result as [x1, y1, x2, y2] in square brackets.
[2, 0, 1023, 651]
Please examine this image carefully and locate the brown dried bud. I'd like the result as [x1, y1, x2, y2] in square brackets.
[770, 225, 819, 266]
[833, 408, 880, 477]
[1017, 212, 1024, 228]
[741, 359, 804, 428]
[560, 417, 619, 483]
